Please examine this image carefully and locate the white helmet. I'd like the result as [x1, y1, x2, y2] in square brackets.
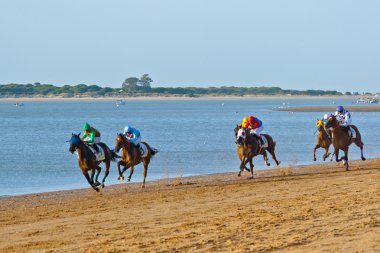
[323, 114, 329, 120]
[123, 125, 131, 134]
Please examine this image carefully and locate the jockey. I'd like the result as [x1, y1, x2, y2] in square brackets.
[248, 116, 264, 145]
[241, 117, 249, 129]
[322, 114, 332, 139]
[334, 106, 352, 128]
[82, 122, 101, 152]
[322, 114, 329, 124]
[123, 125, 141, 147]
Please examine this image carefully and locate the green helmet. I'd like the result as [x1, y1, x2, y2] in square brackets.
[83, 122, 91, 131]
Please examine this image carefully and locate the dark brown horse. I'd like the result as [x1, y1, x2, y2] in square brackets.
[115, 134, 158, 188]
[313, 119, 333, 161]
[325, 115, 365, 170]
[234, 125, 280, 178]
[68, 133, 118, 191]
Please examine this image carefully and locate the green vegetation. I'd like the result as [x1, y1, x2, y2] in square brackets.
[0, 76, 356, 97]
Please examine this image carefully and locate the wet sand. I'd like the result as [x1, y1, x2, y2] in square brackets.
[1, 159, 380, 252]
[274, 105, 380, 112]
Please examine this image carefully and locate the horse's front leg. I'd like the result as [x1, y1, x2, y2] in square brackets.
[141, 158, 150, 188]
[343, 148, 349, 171]
[322, 147, 330, 161]
[117, 160, 127, 180]
[335, 148, 341, 162]
[313, 144, 320, 161]
[82, 169, 99, 192]
[127, 166, 135, 182]
[94, 166, 102, 186]
[249, 159, 254, 179]
[238, 156, 246, 176]
[90, 168, 95, 185]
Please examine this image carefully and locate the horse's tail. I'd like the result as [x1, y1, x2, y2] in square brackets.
[110, 149, 121, 161]
[150, 147, 159, 157]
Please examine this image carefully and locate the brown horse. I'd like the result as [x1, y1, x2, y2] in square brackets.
[68, 133, 118, 191]
[115, 134, 158, 188]
[234, 125, 280, 178]
[313, 119, 333, 161]
[325, 115, 366, 170]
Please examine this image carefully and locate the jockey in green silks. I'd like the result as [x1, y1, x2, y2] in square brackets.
[82, 122, 101, 152]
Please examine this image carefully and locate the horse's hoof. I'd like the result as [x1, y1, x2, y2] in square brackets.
[94, 181, 101, 186]
[101, 183, 105, 188]
[127, 178, 131, 182]
[313, 158, 317, 161]
[362, 157, 366, 161]
[266, 163, 270, 166]
[92, 186, 100, 192]
[118, 176, 124, 181]
[141, 185, 145, 188]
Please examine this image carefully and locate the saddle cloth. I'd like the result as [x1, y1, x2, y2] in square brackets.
[348, 126, 356, 138]
[261, 135, 269, 148]
[138, 143, 149, 158]
[87, 144, 106, 161]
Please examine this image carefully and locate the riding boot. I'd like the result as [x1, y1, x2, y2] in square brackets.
[91, 144, 99, 152]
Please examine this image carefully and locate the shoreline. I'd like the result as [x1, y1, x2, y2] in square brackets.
[274, 105, 380, 112]
[1, 158, 379, 252]
[0, 94, 359, 102]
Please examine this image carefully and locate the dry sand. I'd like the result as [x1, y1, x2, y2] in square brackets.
[274, 105, 380, 112]
[1, 159, 380, 252]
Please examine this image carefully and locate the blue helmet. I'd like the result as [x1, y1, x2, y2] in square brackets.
[336, 106, 344, 113]
[123, 125, 131, 134]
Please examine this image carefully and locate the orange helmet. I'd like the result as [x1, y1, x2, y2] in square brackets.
[248, 116, 255, 124]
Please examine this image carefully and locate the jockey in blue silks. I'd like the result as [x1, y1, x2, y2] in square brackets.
[123, 125, 141, 146]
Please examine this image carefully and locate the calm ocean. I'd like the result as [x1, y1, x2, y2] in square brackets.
[1, 98, 379, 196]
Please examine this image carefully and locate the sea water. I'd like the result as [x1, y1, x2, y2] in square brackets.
[0, 98, 379, 195]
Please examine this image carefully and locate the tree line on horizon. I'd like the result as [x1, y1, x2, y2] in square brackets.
[0, 75, 372, 97]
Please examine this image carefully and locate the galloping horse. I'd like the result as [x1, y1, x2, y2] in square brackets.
[313, 119, 333, 161]
[68, 133, 118, 191]
[115, 134, 158, 188]
[234, 125, 280, 178]
[325, 115, 366, 170]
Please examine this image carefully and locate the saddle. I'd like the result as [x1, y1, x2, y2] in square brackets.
[343, 126, 356, 139]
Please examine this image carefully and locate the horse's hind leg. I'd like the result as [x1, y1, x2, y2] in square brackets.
[101, 160, 110, 188]
[263, 151, 270, 166]
[141, 158, 150, 188]
[355, 140, 366, 161]
[313, 144, 320, 161]
[268, 148, 280, 166]
[82, 169, 99, 192]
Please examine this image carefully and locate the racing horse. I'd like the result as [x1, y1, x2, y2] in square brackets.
[313, 119, 334, 162]
[325, 115, 365, 170]
[115, 133, 158, 188]
[234, 125, 280, 178]
[68, 133, 118, 191]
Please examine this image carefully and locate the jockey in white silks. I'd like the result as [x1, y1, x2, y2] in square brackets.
[334, 106, 352, 127]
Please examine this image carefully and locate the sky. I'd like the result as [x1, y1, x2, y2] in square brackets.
[0, 0, 379, 92]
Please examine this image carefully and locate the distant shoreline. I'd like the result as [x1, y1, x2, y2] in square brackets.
[0, 95, 359, 102]
[274, 105, 380, 112]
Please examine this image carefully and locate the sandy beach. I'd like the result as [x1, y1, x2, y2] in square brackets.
[274, 105, 380, 112]
[1, 159, 379, 252]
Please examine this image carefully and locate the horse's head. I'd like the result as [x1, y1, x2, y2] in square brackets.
[115, 133, 125, 153]
[68, 133, 81, 154]
[236, 128, 247, 145]
[325, 114, 337, 129]
[316, 119, 325, 131]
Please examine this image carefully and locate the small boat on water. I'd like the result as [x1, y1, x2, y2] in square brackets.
[14, 102, 24, 107]
[115, 100, 126, 107]
[356, 97, 379, 104]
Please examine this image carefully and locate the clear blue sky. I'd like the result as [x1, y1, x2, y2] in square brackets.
[1, 1, 379, 92]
